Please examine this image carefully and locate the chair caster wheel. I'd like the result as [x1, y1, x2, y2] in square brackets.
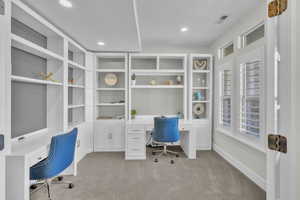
[176, 154, 179, 158]
[170, 160, 175, 164]
[57, 176, 64, 181]
[30, 185, 38, 190]
[154, 158, 158, 163]
[152, 152, 156, 155]
[68, 183, 74, 189]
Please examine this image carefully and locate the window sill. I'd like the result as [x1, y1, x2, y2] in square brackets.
[215, 128, 266, 154]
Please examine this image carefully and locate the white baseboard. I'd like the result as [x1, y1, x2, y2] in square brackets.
[213, 144, 266, 191]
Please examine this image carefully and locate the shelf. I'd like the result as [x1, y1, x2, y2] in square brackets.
[192, 70, 210, 73]
[68, 61, 86, 70]
[131, 70, 184, 75]
[96, 103, 125, 106]
[68, 104, 85, 109]
[96, 69, 125, 73]
[131, 85, 184, 89]
[96, 88, 125, 91]
[11, 34, 64, 61]
[11, 75, 63, 86]
[68, 84, 85, 89]
[193, 87, 209, 90]
[192, 100, 209, 103]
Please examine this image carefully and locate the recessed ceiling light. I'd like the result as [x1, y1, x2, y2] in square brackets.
[59, 0, 72, 8]
[97, 41, 105, 46]
[180, 27, 189, 32]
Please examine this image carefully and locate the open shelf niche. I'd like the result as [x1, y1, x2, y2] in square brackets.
[189, 54, 213, 120]
[67, 42, 86, 128]
[95, 53, 128, 120]
[129, 54, 187, 120]
[10, 2, 65, 139]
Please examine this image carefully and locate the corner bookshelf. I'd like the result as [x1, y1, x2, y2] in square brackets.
[129, 54, 187, 120]
[10, 2, 64, 139]
[67, 41, 86, 128]
[95, 53, 128, 121]
[189, 54, 213, 121]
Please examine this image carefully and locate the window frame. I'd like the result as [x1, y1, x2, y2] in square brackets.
[237, 46, 265, 149]
[218, 41, 234, 60]
[219, 65, 233, 130]
[239, 22, 265, 49]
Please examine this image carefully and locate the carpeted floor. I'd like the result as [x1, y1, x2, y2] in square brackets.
[31, 150, 266, 200]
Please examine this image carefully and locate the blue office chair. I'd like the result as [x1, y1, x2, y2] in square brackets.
[151, 117, 180, 164]
[30, 128, 78, 199]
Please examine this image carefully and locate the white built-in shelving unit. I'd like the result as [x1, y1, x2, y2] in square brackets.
[189, 54, 213, 121]
[94, 53, 128, 121]
[129, 54, 187, 120]
[67, 41, 86, 128]
[9, 0, 88, 139]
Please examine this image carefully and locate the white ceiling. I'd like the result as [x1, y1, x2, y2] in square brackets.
[137, 0, 262, 50]
[20, 0, 261, 52]
[20, 0, 141, 52]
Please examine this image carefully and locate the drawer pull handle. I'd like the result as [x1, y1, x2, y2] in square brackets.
[37, 157, 43, 160]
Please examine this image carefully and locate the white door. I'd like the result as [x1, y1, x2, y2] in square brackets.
[266, 0, 291, 199]
[0, 0, 11, 200]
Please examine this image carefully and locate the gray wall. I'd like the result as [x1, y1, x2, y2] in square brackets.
[209, 1, 267, 185]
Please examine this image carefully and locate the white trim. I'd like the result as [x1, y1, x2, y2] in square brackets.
[132, 0, 142, 52]
[216, 128, 266, 153]
[213, 144, 266, 191]
[11, 75, 63, 86]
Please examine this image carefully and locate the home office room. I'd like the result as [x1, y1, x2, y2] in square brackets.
[0, 0, 299, 200]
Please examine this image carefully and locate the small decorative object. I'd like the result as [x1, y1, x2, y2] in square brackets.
[194, 91, 204, 101]
[176, 76, 182, 84]
[150, 80, 156, 85]
[193, 59, 208, 70]
[201, 79, 206, 87]
[104, 73, 118, 86]
[164, 80, 173, 85]
[193, 103, 205, 117]
[131, 73, 136, 86]
[68, 79, 75, 85]
[37, 72, 59, 83]
[131, 109, 137, 119]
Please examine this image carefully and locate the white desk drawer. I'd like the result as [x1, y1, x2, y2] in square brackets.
[127, 146, 145, 156]
[29, 149, 48, 167]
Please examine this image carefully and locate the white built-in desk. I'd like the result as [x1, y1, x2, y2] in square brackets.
[6, 132, 52, 200]
[125, 120, 196, 160]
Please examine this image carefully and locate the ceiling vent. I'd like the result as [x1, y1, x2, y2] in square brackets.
[216, 15, 229, 24]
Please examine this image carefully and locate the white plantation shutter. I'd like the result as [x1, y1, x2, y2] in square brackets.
[220, 69, 232, 127]
[240, 60, 262, 136]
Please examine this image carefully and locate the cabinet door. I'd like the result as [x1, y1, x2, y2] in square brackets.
[194, 124, 211, 150]
[94, 121, 125, 151]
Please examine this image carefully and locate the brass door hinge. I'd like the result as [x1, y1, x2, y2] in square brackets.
[268, 0, 288, 17]
[268, 134, 287, 153]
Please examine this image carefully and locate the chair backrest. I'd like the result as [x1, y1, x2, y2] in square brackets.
[152, 117, 180, 143]
[30, 128, 78, 179]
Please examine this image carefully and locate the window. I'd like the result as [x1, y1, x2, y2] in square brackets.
[219, 42, 234, 59]
[241, 23, 265, 48]
[220, 69, 232, 128]
[240, 60, 262, 136]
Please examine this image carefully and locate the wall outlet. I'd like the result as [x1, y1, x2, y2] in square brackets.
[0, 0, 4, 15]
[77, 140, 80, 148]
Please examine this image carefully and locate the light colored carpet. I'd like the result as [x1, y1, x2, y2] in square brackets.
[31, 150, 266, 200]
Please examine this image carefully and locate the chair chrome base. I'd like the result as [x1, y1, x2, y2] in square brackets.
[152, 143, 180, 164]
[30, 176, 74, 200]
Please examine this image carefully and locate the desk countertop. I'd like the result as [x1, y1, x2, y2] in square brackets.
[10, 133, 52, 156]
